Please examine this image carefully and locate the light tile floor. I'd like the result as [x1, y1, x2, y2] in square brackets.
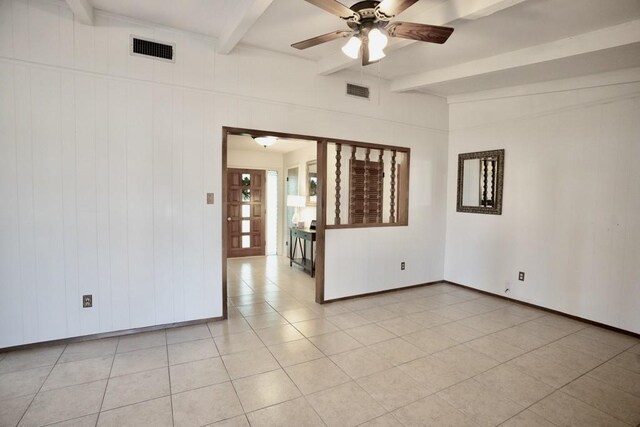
[1, 255, 639, 426]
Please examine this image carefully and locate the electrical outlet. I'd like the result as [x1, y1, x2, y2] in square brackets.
[518, 272, 525, 281]
[401, 262, 405, 270]
[83, 294, 92, 308]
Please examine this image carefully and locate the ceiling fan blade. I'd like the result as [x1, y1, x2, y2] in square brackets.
[291, 30, 352, 50]
[386, 22, 454, 44]
[375, 0, 419, 19]
[305, 0, 358, 20]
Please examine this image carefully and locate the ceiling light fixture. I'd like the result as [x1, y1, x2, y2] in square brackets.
[255, 136, 278, 148]
[340, 28, 388, 61]
[341, 36, 362, 59]
[367, 28, 388, 61]
[292, 1, 454, 67]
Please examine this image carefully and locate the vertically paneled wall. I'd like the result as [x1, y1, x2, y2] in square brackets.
[0, 0, 449, 347]
[445, 82, 640, 334]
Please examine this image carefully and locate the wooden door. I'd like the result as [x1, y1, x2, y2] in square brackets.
[227, 169, 266, 258]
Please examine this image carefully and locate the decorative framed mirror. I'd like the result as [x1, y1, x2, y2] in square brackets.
[456, 149, 504, 215]
[306, 160, 318, 206]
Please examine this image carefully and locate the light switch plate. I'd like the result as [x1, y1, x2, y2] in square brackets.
[206, 193, 214, 204]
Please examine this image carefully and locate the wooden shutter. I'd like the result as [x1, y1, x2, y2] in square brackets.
[349, 159, 383, 224]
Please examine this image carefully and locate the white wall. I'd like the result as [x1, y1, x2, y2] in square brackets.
[325, 127, 448, 299]
[227, 149, 283, 171]
[283, 144, 317, 259]
[283, 144, 317, 228]
[445, 79, 640, 334]
[0, 0, 449, 347]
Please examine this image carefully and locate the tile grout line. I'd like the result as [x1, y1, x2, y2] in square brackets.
[372, 323, 571, 425]
[228, 297, 495, 425]
[243, 302, 331, 425]
[92, 340, 117, 426]
[210, 324, 251, 424]
[496, 342, 635, 426]
[478, 327, 638, 425]
[231, 259, 640, 418]
[6, 260, 637, 426]
[13, 356, 117, 396]
[232, 284, 336, 425]
[236, 280, 482, 424]
[164, 329, 175, 427]
[15, 344, 68, 426]
[313, 301, 595, 425]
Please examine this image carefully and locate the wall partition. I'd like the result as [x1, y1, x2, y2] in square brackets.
[326, 142, 410, 228]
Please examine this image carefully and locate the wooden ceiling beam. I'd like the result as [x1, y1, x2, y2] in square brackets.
[65, 0, 94, 25]
[218, 0, 274, 55]
[390, 19, 640, 92]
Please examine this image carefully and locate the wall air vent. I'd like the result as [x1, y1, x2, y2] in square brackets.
[131, 36, 174, 62]
[346, 83, 370, 100]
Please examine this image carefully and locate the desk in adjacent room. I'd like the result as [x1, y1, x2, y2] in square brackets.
[289, 227, 316, 277]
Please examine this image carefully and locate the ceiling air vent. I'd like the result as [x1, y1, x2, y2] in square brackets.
[131, 36, 174, 62]
[346, 83, 370, 100]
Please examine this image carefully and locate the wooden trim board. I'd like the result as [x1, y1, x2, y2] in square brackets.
[442, 280, 640, 339]
[323, 280, 444, 303]
[316, 140, 327, 303]
[222, 127, 326, 305]
[0, 316, 224, 353]
[222, 130, 229, 319]
[324, 278, 640, 339]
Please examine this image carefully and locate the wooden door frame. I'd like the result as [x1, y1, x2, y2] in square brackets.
[222, 127, 327, 319]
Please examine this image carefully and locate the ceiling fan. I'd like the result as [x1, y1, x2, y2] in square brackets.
[291, 0, 454, 65]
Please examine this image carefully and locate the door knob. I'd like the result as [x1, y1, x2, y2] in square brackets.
[227, 217, 232, 221]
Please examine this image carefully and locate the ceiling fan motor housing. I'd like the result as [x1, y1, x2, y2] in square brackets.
[347, 1, 389, 35]
[291, 0, 454, 63]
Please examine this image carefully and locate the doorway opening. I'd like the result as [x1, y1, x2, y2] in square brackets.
[222, 127, 324, 318]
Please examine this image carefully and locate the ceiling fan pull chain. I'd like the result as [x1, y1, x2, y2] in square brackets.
[377, 61, 381, 106]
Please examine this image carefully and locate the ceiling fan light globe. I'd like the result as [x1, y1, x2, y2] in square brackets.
[368, 28, 388, 50]
[341, 36, 361, 59]
[369, 47, 386, 62]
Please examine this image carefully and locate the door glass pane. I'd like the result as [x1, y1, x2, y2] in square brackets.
[242, 235, 250, 248]
[241, 173, 251, 201]
[266, 170, 278, 255]
[241, 204, 250, 218]
[286, 167, 298, 253]
[242, 220, 250, 233]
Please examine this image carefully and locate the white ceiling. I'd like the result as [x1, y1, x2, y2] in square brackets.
[86, 0, 640, 96]
[228, 134, 316, 154]
[377, 0, 640, 78]
[90, 0, 236, 38]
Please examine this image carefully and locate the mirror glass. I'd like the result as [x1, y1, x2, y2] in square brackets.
[457, 149, 504, 215]
[307, 160, 317, 206]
